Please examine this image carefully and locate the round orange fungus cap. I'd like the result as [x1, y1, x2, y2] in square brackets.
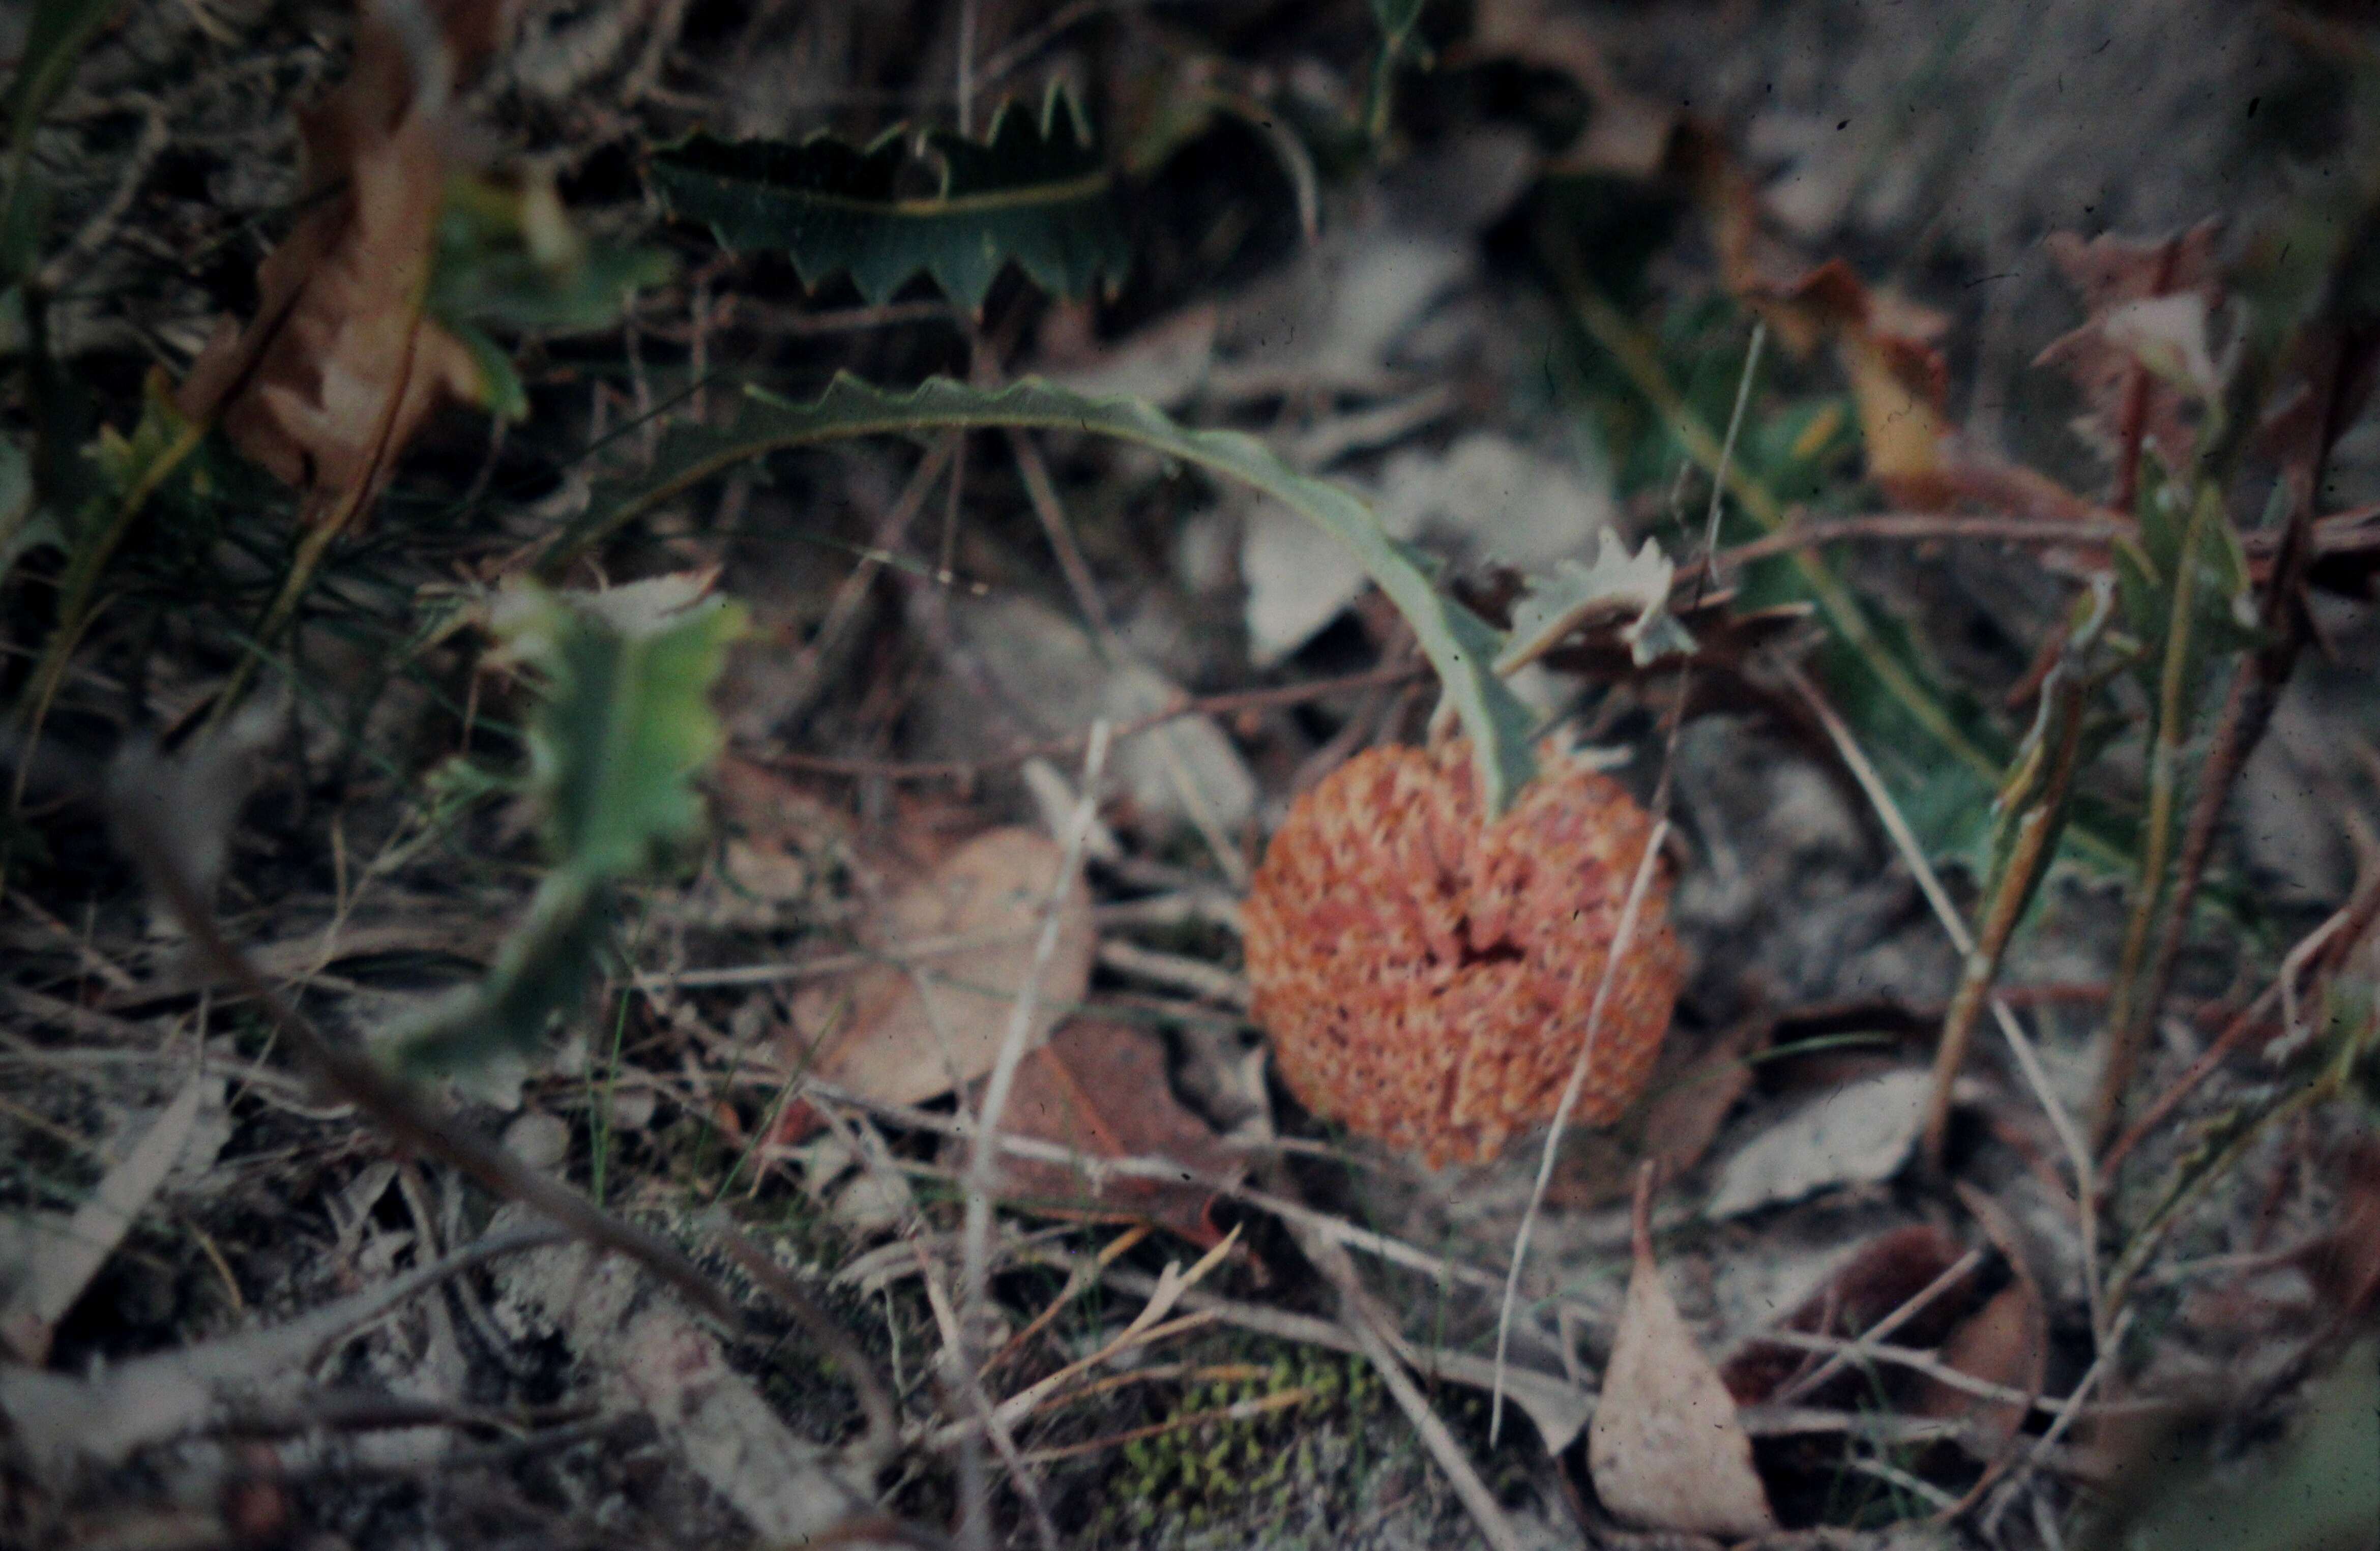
[1244, 740, 1685, 1166]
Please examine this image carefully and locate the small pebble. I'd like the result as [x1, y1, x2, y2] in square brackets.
[502, 1110, 572, 1173]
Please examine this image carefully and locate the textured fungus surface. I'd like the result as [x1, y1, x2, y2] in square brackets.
[1244, 741, 1685, 1166]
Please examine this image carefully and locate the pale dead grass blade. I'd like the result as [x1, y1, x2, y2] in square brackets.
[1, 1072, 224, 1363]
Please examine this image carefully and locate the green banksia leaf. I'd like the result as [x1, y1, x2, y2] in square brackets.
[555, 372, 1540, 814]
[650, 83, 1130, 310]
[394, 575, 745, 1075]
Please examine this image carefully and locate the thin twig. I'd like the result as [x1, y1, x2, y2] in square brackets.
[955, 721, 1111, 1543]
[1771, 1248, 1986, 1406]
[1007, 430, 1117, 655]
[1717, 512, 2128, 569]
[109, 783, 744, 1328]
[1491, 815, 1667, 1442]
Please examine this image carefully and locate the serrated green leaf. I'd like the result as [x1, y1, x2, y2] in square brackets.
[549, 372, 1540, 814]
[393, 578, 744, 1074]
[494, 576, 745, 877]
[650, 83, 1129, 309]
[1496, 530, 1692, 674]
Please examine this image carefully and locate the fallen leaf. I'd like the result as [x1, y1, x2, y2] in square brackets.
[957, 1019, 1243, 1246]
[173, 0, 507, 523]
[1550, 1013, 1766, 1210]
[783, 826, 1093, 1110]
[1590, 1166, 1779, 1539]
[1721, 1224, 1976, 1407]
[1703, 1067, 1931, 1219]
[1917, 1283, 2045, 1453]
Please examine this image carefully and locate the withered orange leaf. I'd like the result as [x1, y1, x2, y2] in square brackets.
[175, 0, 513, 525]
[961, 1019, 1242, 1246]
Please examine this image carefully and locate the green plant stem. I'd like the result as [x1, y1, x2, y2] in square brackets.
[2094, 490, 2218, 1145]
[1926, 804, 2060, 1168]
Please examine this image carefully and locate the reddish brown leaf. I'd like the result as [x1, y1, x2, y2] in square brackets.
[1721, 1224, 1979, 1406]
[959, 1019, 1242, 1246]
[1917, 1283, 2047, 1454]
[781, 826, 1094, 1112]
[175, 0, 516, 524]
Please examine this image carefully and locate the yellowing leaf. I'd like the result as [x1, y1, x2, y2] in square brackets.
[1589, 1168, 1777, 1540]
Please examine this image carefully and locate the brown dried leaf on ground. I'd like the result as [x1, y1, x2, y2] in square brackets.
[1674, 126, 2099, 521]
[782, 826, 1093, 1111]
[1721, 1224, 1977, 1407]
[2035, 222, 2224, 476]
[174, 0, 512, 523]
[1916, 1282, 2046, 1454]
[1590, 1167, 1779, 1540]
[1550, 1013, 1765, 1209]
[954, 1020, 1242, 1247]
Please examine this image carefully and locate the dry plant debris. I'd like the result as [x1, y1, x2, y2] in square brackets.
[1244, 738, 1684, 1165]
[173, 0, 494, 522]
[1589, 1167, 1778, 1539]
[785, 825, 1094, 1110]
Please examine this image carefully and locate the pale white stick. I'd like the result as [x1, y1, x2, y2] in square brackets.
[1489, 814, 1668, 1443]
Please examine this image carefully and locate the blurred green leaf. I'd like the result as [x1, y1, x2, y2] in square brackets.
[552, 371, 1539, 815]
[2087, 1337, 2380, 1551]
[430, 174, 673, 338]
[392, 576, 744, 1074]
[650, 84, 1130, 309]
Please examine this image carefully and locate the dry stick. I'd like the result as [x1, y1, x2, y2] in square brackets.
[1716, 512, 2128, 569]
[1923, 581, 2109, 1167]
[1489, 817, 1668, 1446]
[109, 797, 747, 1328]
[1778, 658, 2106, 1341]
[2100, 871, 2376, 1181]
[780, 435, 960, 727]
[955, 720, 1111, 1547]
[1980, 1308, 2135, 1542]
[1290, 1216, 1530, 1551]
[1489, 312, 1768, 1444]
[1770, 1248, 1987, 1407]
[2107, 484, 2320, 1149]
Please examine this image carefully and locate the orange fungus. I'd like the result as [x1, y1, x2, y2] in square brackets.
[1243, 740, 1685, 1166]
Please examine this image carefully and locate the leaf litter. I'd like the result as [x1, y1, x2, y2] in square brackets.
[10, 1, 2380, 1548]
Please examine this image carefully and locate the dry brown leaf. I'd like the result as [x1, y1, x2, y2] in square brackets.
[783, 826, 1093, 1110]
[1589, 1166, 1779, 1540]
[1721, 1223, 1976, 1406]
[955, 1019, 1242, 1246]
[1917, 1282, 2046, 1454]
[175, 0, 512, 524]
[1549, 1014, 1765, 1210]
[1673, 126, 2101, 522]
